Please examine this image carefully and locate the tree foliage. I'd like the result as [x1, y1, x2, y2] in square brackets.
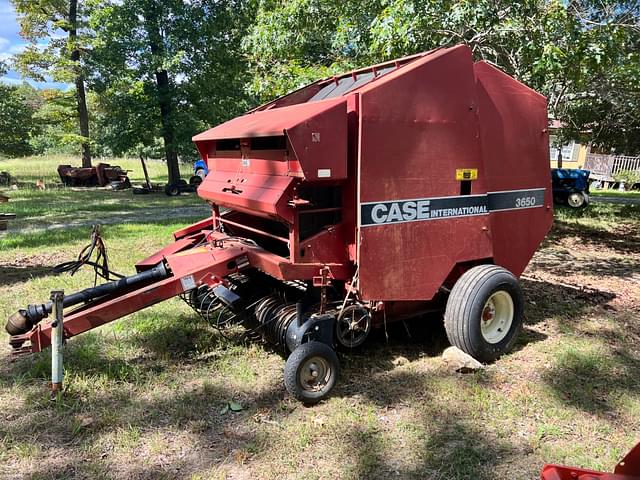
[0, 84, 39, 157]
[88, 0, 255, 165]
[12, 0, 93, 165]
[243, 0, 640, 154]
[3, 0, 640, 160]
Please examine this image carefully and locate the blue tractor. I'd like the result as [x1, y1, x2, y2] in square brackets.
[551, 168, 590, 208]
[189, 159, 208, 186]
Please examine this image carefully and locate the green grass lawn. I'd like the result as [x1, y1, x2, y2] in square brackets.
[1, 182, 639, 479]
[0, 154, 195, 186]
[590, 189, 640, 198]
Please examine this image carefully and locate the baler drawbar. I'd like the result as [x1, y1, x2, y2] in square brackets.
[6, 45, 553, 403]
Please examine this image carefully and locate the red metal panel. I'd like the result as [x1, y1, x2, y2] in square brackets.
[286, 100, 348, 181]
[198, 170, 295, 222]
[357, 45, 492, 301]
[173, 217, 213, 240]
[474, 61, 553, 277]
[193, 98, 348, 182]
[192, 97, 345, 141]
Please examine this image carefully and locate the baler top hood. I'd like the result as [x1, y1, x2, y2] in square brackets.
[192, 97, 346, 141]
[192, 49, 439, 186]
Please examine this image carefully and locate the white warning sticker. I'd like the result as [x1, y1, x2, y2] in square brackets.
[180, 275, 197, 292]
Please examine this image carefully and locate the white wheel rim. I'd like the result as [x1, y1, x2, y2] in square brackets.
[568, 193, 584, 207]
[480, 291, 514, 344]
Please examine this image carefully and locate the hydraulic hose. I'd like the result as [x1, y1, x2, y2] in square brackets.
[5, 263, 168, 336]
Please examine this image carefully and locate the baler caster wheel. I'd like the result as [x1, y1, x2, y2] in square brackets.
[567, 191, 589, 208]
[444, 265, 523, 363]
[284, 341, 339, 404]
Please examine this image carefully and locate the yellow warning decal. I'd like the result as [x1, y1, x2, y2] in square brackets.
[173, 247, 209, 257]
[456, 168, 478, 180]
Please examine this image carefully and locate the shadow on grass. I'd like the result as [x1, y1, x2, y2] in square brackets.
[7, 358, 525, 480]
[0, 264, 55, 287]
[553, 205, 640, 256]
[521, 277, 616, 324]
[543, 344, 640, 417]
[330, 368, 524, 480]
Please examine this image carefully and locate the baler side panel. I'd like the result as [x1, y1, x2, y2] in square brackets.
[474, 61, 553, 277]
[287, 101, 348, 181]
[357, 45, 493, 301]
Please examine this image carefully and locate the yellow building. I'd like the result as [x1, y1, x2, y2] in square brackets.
[548, 120, 589, 169]
[549, 140, 589, 169]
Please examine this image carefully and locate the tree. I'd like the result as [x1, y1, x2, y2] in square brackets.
[242, 0, 382, 100]
[12, 0, 93, 166]
[89, 0, 254, 184]
[0, 84, 38, 157]
[244, 0, 640, 154]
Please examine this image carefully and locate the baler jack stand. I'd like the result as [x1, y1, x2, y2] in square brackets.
[541, 442, 640, 479]
[50, 290, 64, 399]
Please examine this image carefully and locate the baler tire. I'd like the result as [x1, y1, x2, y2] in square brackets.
[444, 265, 523, 363]
[284, 341, 339, 404]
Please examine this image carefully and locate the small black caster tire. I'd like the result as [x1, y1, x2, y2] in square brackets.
[284, 341, 339, 404]
[444, 264, 524, 363]
[164, 183, 180, 196]
[189, 175, 203, 186]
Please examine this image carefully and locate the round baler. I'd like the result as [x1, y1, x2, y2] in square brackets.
[6, 45, 553, 404]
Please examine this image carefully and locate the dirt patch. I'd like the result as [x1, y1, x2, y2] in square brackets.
[0, 252, 68, 286]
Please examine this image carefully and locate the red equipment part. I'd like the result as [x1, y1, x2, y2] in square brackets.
[57, 163, 130, 188]
[7, 45, 554, 403]
[541, 443, 640, 479]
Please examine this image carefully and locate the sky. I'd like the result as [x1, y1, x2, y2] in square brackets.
[0, 0, 68, 89]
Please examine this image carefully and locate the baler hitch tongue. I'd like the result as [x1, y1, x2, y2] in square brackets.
[5, 262, 168, 336]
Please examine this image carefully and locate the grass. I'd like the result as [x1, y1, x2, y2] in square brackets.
[590, 189, 640, 198]
[0, 154, 195, 186]
[0, 154, 206, 233]
[1, 171, 640, 479]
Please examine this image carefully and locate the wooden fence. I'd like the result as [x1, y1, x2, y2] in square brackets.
[584, 153, 640, 182]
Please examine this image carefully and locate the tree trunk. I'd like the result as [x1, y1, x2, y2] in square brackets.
[69, 0, 91, 168]
[144, 6, 181, 186]
[154, 68, 181, 185]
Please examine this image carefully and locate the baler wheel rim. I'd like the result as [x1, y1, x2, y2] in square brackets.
[480, 291, 514, 344]
[284, 341, 339, 404]
[299, 356, 331, 392]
